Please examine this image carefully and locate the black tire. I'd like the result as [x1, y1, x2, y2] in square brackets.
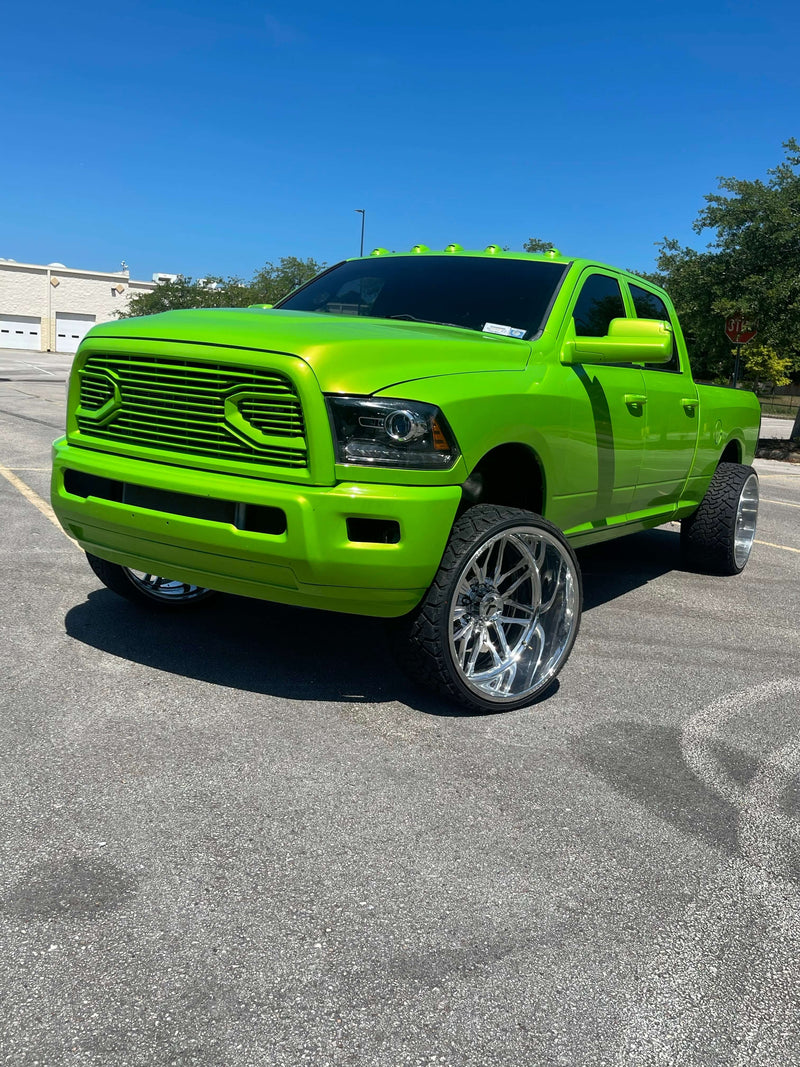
[680, 462, 759, 576]
[85, 553, 217, 609]
[396, 505, 582, 712]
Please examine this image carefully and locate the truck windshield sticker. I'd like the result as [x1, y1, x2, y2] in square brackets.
[483, 322, 526, 339]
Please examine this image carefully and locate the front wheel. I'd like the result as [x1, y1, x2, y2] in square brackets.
[680, 462, 759, 575]
[399, 505, 582, 712]
[86, 553, 217, 609]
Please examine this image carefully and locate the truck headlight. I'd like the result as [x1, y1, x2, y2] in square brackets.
[326, 396, 459, 469]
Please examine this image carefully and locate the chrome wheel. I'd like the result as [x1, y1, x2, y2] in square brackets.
[85, 553, 218, 610]
[447, 524, 580, 705]
[734, 473, 759, 569]
[123, 569, 213, 603]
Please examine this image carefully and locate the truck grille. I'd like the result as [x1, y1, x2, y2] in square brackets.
[75, 354, 307, 468]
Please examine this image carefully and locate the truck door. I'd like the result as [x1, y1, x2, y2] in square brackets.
[627, 283, 699, 515]
[561, 271, 647, 528]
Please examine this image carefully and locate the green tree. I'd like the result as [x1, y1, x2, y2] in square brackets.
[741, 343, 793, 388]
[523, 237, 556, 254]
[653, 241, 733, 380]
[248, 257, 326, 305]
[121, 256, 325, 318]
[654, 140, 800, 383]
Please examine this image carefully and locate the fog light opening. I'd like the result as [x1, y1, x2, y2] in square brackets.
[346, 518, 401, 544]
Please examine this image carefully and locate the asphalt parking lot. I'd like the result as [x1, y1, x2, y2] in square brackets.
[1, 352, 799, 1066]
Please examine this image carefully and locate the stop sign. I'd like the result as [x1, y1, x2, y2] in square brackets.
[725, 315, 757, 344]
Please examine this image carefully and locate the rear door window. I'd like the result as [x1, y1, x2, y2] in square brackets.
[630, 283, 679, 372]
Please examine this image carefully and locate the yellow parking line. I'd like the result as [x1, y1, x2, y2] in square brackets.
[762, 498, 800, 508]
[755, 539, 800, 555]
[0, 463, 77, 546]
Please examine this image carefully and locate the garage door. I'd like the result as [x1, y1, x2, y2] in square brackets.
[0, 314, 41, 351]
[55, 313, 96, 353]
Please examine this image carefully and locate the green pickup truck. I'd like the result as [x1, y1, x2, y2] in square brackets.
[51, 246, 761, 711]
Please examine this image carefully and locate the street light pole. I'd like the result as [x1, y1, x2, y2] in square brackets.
[354, 209, 365, 257]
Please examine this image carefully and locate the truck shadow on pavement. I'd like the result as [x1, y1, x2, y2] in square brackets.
[64, 588, 436, 707]
[63, 527, 682, 715]
[577, 526, 682, 611]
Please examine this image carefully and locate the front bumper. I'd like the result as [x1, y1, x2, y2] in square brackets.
[51, 439, 462, 617]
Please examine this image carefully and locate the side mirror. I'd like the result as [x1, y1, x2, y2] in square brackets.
[561, 318, 673, 365]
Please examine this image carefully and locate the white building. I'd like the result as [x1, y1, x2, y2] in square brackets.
[0, 258, 161, 353]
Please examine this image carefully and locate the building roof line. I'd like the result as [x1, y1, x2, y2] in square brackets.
[0, 260, 155, 285]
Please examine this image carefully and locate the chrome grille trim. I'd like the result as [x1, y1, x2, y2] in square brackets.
[76, 353, 307, 469]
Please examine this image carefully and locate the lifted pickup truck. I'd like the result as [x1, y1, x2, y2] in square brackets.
[52, 246, 761, 711]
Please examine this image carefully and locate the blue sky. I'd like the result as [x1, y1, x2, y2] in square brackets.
[2, 0, 798, 281]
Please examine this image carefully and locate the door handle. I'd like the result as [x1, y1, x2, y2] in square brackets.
[681, 397, 698, 410]
[624, 393, 647, 407]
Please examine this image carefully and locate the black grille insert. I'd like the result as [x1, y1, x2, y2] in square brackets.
[63, 469, 287, 535]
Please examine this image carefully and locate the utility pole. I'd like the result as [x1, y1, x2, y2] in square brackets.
[354, 209, 365, 257]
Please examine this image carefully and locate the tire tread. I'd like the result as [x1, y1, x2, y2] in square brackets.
[680, 462, 758, 575]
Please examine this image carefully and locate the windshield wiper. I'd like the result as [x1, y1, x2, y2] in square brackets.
[386, 313, 472, 330]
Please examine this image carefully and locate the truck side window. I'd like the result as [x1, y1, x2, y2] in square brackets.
[630, 283, 679, 372]
[573, 275, 626, 337]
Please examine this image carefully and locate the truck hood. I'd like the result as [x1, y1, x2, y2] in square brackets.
[87, 308, 530, 393]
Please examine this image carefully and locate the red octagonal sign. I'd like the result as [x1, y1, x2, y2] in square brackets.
[725, 315, 757, 344]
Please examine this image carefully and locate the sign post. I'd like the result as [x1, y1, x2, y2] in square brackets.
[724, 315, 757, 387]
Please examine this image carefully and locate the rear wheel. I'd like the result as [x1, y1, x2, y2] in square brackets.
[680, 462, 759, 575]
[398, 505, 582, 712]
[86, 553, 217, 609]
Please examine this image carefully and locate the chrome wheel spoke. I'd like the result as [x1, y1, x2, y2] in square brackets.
[492, 537, 507, 585]
[499, 564, 532, 600]
[495, 555, 527, 589]
[529, 621, 546, 675]
[502, 599, 537, 617]
[453, 618, 476, 665]
[490, 619, 512, 661]
[466, 631, 484, 674]
[538, 558, 565, 613]
[482, 625, 504, 668]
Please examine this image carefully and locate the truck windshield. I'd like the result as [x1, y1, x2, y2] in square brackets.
[276, 255, 568, 337]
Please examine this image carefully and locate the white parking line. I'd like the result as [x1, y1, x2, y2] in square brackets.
[614, 678, 800, 1065]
